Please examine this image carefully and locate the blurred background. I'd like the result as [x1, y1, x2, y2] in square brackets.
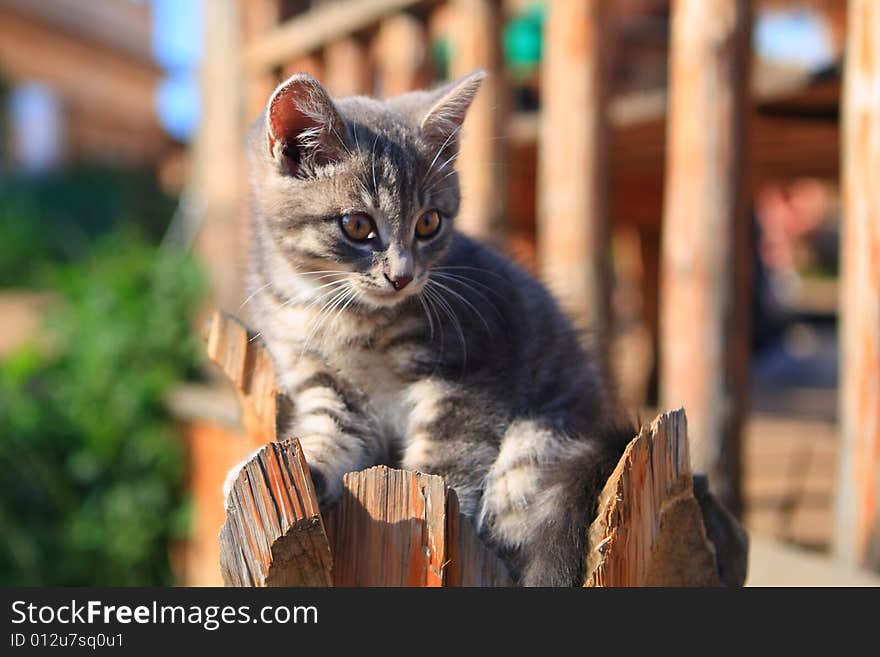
[0, 0, 877, 586]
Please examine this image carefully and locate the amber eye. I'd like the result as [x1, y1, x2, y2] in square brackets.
[415, 210, 441, 239]
[339, 213, 375, 242]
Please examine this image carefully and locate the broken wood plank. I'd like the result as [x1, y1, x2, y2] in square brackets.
[219, 438, 333, 586]
[325, 466, 446, 586]
[584, 408, 722, 586]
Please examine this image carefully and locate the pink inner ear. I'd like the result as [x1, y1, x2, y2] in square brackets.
[267, 85, 320, 156]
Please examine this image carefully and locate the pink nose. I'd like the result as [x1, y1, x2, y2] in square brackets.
[385, 273, 413, 291]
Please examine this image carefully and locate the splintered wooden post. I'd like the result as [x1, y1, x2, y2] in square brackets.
[449, 0, 507, 244]
[584, 409, 723, 587]
[659, 0, 752, 516]
[324, 466, 512, 586]
[219, 439, 333, 586]
[538, 0, 612, 374]
[833, 0, 880, 571]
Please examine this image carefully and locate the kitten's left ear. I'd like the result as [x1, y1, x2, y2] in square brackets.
[419, 69, 486, 152]
[266, 73, 350, 173]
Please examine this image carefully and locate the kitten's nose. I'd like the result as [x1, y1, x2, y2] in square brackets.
[385, 273, 413, 291]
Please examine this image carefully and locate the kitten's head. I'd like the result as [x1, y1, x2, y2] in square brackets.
[248, 70, 485, 310]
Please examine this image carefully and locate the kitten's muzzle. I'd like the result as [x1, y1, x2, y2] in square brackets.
[384, 273, 413, 291]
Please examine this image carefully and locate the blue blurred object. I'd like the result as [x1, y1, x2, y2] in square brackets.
[8, 84, 63, 173]
[157, 71, 200, 142]
[152, 0, 203, 141]
[754, 8, 834, 71]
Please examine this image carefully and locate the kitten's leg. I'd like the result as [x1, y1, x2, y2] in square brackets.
[400, 380, 500, 518]
[480, 421, 624, 586]
[280, 358, 382, 506]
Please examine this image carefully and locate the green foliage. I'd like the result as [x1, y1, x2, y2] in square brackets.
[0, 166, 176, 287]
[0, 232, 205, 585]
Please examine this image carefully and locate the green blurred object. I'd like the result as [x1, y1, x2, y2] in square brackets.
[431, 37, 451, 81]
[0, 231, 204, 585]
[0, 166, 176, 287]
[503, 3, 546, 75]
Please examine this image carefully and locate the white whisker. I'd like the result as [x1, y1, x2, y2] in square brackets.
[425, 283, 467, 367]
[428, 278, 492, 335]
[430, 272, 507, 325]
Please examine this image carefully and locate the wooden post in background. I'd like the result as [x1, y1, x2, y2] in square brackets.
[537, 0, 612, 377]
[449, 0, 506, 244]
[324, 37, 371, 98]
[192, 0, 245, 313]
[375, 13, 429, 97]
[659, 0, 752, 517]
[834, 0, 880, 571]
[240, 0, 280, 123]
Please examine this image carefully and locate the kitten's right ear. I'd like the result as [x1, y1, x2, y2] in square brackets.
[419, 70, 486, 151]
[266, 74, 350, 174]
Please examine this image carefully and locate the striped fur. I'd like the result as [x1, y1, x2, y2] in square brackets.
[234, 72, 633, 586]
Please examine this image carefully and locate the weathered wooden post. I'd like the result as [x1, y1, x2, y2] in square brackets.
[537, 0, 612, 377]
[449, 0, 507, 244]
[659, 0, 752, 517]
[193, 0, 245, 312]
[833, 0, 880, 571]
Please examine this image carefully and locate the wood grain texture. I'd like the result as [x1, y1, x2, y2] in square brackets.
[659, 0, 752, 516]
[324, 466, 446, 586]
[584, 408, 721, 587]
[323, 466, 510, 586]
[833, 0, 880, 571]
[219, 438, 333, 586]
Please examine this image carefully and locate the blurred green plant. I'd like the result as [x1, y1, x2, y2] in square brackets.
[0, 165, 176, 287]
[0, 231, 205, 585]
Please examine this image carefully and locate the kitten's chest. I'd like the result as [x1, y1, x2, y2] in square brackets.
[326, 345, 412, 441]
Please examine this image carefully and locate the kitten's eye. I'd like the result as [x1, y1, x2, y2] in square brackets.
[340, 213, 376, 242]
[415, 210, 441, 239]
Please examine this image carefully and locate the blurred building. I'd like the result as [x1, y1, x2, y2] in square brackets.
[0, 0, 173, 169]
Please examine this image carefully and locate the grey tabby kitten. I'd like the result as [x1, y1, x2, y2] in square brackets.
[239, 70, 634, 586]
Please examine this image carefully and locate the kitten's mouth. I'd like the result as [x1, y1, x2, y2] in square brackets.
[358, 279, 425, 307]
